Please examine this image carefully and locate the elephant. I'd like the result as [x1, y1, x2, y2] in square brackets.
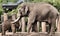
[11, 2, 59, 36]
[2, 15, 21, 35]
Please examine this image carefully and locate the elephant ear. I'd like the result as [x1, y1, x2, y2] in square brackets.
[25, 6, 28, 14]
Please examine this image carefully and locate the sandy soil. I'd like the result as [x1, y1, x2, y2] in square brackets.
[0, 32, 13, 36]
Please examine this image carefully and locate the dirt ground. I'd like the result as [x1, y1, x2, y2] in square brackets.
[0, 32, 60, 36]
[0, 32, 47, 36]
[0, 32, 13, 36]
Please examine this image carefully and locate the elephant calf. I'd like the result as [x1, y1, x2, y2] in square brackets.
[2, 17, 20, 35]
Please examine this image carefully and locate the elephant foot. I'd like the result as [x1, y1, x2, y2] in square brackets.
[49, 35, 52, 36]
[49, 33, 53, 36]
[2, 35, 5, 36]
[2, 34, 5, 36]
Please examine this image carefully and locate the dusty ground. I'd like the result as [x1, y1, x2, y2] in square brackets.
[0, 32, 48, 36]
[0, 32, 60, 36]
[0, 32, 13, 36]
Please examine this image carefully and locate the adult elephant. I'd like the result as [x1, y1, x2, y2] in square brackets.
[11, 2, 59, 36]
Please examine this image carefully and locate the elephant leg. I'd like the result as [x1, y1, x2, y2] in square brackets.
[49, 19, 56, 36]
[11, 24, 16, 33]
[27, 12, 36, 33]
[2, 28, 5, 35]
[32, 22, 38, 32]
[2, 25, 6, 36]
[48, 23, 51, 34]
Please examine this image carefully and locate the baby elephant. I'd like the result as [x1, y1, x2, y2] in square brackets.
[2, 19, 20, 35]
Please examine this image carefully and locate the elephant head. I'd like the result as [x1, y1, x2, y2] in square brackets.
[19, 4, 28, 16]
[11, 3, 29, 23]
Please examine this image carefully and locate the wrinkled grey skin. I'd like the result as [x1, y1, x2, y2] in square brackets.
[11, 2, 59, 36]
[2, 18, 20, 35]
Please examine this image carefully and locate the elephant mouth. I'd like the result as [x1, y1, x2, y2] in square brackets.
[11, 15, 22, 24]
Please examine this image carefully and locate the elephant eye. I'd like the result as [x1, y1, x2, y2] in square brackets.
[19, 10, 21, 12]
[21, 7, 24, 8]
[19, 10, 22, 14]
